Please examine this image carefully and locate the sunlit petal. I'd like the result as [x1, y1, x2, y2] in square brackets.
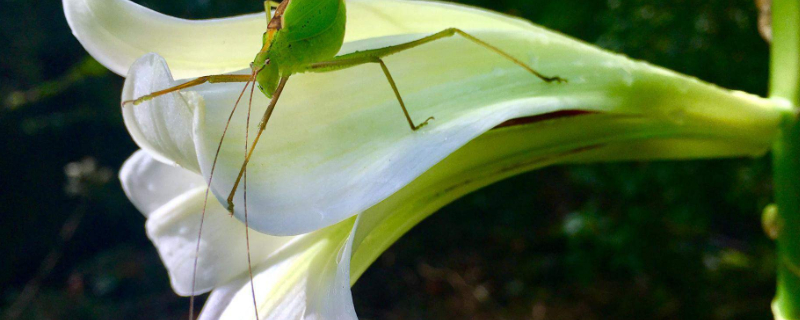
[125, 115, 778, 319]
[80, 0, 790, 317]
[201, 218, 358, 320]
[347, 122, 778, 280]
[121, 53, 202, 172]
[119, 149, 205, 217]
[123, 29, 781, 236]
[123, 150, 295, 295]
[64, 0, 543, 79]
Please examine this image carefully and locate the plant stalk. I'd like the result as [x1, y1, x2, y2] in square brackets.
[771, 0, 800, 318]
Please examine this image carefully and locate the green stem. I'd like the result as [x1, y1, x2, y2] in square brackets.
[771, 0, 800, 319]
[774, 119, 800, 320]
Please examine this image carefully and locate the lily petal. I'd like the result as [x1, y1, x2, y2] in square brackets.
[200, 217, 358, 320]
[121, 54, 203, 171]
[119, 149, 205, 217]
[82, 0, 791, 317]
[347, 122, 780, 280]
[146, 116, 776, 319]
[121, 150, 295, 295]
[64, 0, 543, 79]
[122, 28, 782, 236]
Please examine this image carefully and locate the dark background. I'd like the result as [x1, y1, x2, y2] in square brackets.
[0, 0, 776, 319]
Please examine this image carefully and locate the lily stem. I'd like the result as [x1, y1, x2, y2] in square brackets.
[770, 0, 800, 318]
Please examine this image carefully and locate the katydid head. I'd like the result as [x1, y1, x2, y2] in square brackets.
[254, 58, 281, 98]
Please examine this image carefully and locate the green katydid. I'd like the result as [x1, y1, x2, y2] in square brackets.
[123, 0, 565, 317]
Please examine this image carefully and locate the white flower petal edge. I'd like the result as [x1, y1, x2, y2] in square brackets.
[195, 118, 779, 319]
[123, 28, 781, 237]
[119, 149, 204, 216]
[200, 217, 359, 320]
[121, 150, 361, 319]
[121, 55, 202, 171]
[64, 0, 544, 79]
[120, 151, 296, 295]
[126, 125, 782, 319]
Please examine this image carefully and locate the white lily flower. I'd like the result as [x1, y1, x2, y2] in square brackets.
[66, 0, 788, 318]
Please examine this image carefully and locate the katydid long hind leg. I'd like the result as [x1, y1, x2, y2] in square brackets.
[122, 74, 252, 107]
[450, 28, 566, 83]
[306, 56, 433, 131]
[226, 77, 290, 213]
[377, 59, 435, 130]
[364, 28, 564, 83]
[303, 27, 565, 130]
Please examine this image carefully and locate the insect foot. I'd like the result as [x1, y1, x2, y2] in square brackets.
[414, 116, 436, 131]
[227, 201, 235, 216]
[546, 75, 568, 84]
[120, 97, 148, 108]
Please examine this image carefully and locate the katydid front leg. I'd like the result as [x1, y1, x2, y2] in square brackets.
[121, 74, 252, 107]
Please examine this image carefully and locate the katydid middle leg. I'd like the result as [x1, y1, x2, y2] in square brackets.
[226, 76, 290, 212]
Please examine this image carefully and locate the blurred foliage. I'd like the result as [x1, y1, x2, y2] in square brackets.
[0, 0, 775, 319]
